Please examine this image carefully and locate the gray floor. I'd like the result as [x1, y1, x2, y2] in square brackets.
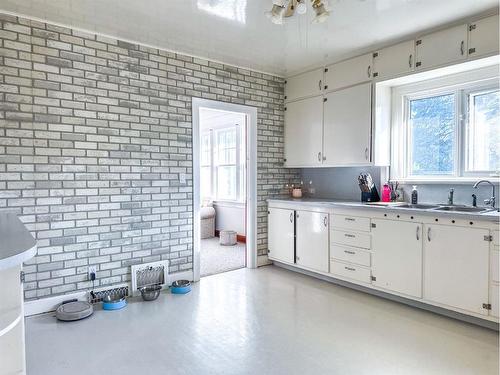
[200, 237, 245, 277]
[26, 266, 499, 375]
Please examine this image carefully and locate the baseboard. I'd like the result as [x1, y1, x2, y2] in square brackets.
[214, 230, 246, 243]
[24, 270, 194, 317]
[257, 254, 272, 267]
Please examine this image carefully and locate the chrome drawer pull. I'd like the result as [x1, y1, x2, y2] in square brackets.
[344, 218, 355, 222]
[344, 234, 355, 238]
[344, 250, 355, 255]
[345, 266, 356, 271]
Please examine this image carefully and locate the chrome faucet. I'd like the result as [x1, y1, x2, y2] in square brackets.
[473, 180, 496, 209]
[447, 188, 454, 205]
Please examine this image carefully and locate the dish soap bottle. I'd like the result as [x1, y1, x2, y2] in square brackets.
[382, 183, 391, 202]
[411, 185, 418, 204]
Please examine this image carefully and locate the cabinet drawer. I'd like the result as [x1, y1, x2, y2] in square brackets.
[331, 214, 370, 232]
[491, 251, 499, 283]
[331, 244, 371, 267]
[330, 260, 371, 284]
[331, 229, 371, 249]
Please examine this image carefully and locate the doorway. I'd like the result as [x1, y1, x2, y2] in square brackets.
[192, 99, 257, 281]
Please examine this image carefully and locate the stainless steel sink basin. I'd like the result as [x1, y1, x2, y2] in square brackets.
[394, 203, 440, 210]
[432, 206, 492, 213]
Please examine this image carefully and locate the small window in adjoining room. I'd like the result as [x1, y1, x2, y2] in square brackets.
[391, 67, 500, 181]
[200, 114, 245, 203]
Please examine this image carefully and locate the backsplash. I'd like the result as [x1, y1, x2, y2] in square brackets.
[300, 167, 499, 209]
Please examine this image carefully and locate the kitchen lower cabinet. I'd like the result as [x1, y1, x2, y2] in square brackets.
[323, 82, 372, 166]
[296, 210, 329, 273]
[371, 219, 422, 298]
[284, 96, 324, 167]
[267, 207, 295, 264]
[423, 224, 490, 315]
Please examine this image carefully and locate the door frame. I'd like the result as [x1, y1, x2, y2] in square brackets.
[192, 98, 258, 282]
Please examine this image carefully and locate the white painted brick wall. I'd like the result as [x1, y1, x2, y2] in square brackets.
[0, 13, 300, 300]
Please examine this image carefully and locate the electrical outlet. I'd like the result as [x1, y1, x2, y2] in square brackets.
[179, 173, 186, 184]
[88, 265, 97, 280]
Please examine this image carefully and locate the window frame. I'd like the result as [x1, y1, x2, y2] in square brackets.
[200, 123, 245, 203]
[391, 69, 499, 183]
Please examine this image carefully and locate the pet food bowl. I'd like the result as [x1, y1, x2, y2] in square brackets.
[171, 280, 191, 294]
[102, 294, 127, 310]
[139, 285, 162, 301]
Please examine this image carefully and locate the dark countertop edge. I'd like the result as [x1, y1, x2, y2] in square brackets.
[267, 198, 500, 223]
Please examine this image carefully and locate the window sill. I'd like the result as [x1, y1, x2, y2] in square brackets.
[213, 200, 245, 208]
[390, 177, 500, 185]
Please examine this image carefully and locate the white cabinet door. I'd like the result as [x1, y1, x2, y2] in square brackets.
[468, 15, 500, 58]
[416, 24, 468, 70]
[296, 210, 329, 273]
[491, 283, 499, 318]
[285, 68, 324, 102]
[372, 219, 423, 298]
[267, 207, 295, 264]
[423, 224, 490, 315]
[284, 96, 324, 167]
[373, 40, 415, 80]
[323, 82, 372, 166]
[324, 53, 373, 92]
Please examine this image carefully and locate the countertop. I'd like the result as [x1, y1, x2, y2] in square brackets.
[267, 198, 500, 223]
[0, 213, 37, 270]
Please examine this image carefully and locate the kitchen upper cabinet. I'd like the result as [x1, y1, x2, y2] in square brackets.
[323, 82, 372, 166]
[324, 53, 373, 92]
[468, 15, 500, 58]
[415, 24, 468, 70]
[267, 207, 295, 264]
[373, 40, 415, 80]
[371, 219, 422, 298]
[284, 96, 324, 167]
[296, 210, 329, 273]
[284, 68, 324, 102]
[423, 224, 490, 315]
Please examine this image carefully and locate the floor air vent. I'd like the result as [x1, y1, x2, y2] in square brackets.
[131, 260, 169, 296]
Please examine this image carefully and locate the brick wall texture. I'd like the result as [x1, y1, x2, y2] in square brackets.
[0, 13, 300, 300]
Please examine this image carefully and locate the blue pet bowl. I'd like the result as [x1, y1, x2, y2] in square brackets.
[102, 295, 127, 310]
[171, 280, 191, 294]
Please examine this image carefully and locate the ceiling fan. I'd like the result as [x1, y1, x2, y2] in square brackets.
[266, 0, 330, 25]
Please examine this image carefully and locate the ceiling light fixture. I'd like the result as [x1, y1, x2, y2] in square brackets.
[266, 0, 330, 24]
[265, 0, 287, 25]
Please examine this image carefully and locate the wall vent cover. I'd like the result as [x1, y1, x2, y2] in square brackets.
[131, 260, 169, 296]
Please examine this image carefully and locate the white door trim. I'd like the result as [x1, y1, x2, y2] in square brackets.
[192, 98, 258, 282]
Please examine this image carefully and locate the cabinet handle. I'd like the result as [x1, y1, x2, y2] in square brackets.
[318, 152, 322, 162]
[365, 147, 369, 160]
[344, 250, 355, 255]
[367, 65, 371, 78]
[344, 233, 355, 238]
[427, 227, 431, 242]
[344, 217, 355, 222]
[460, 40, 465, 55]
[323, 216, 328, 227]
[345, 266, 356, 272]
[289, 212, 293, 223]
[319, 79, 322, 91]
[416, 226, 420, 241]
[408, 54, 413, 68]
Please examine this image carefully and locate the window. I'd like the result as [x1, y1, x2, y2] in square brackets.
[392, 69, 500, 181]
[200, 124, 245, 202]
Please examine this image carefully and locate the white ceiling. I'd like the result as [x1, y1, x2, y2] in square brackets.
[1, 0, 498, 76]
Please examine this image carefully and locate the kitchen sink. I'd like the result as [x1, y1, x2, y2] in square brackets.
[431, 206, 493, 213]
[394, 203, 440, 210]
